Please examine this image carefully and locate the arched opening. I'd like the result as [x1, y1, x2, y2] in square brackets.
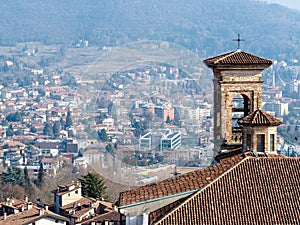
[232, 94, 247, 128]
[231, 94, 250, 144]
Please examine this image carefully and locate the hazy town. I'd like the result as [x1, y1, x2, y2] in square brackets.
[0, 1, 300, 225]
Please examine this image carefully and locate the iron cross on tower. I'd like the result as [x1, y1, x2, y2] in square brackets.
[233, 33, 245, 50]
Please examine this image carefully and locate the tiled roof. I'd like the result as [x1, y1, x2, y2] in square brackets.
[0, 206, 69, 225]
[60, 197, 94, 210]
[80, 211, 121, 225]
[119, 154, 245, 206]
[149, 195, 189, 224]
[153, 153, 300, 225]
[51, 182, 81, 196]
[203, 50, 272, 66]
[238, 109, 282, 126]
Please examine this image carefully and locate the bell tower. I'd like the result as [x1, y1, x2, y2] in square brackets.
[203, 49, 272, 155]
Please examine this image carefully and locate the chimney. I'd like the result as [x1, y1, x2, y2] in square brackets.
[21, 206, 25, 212]
[45, 205, 48, 211]
[112, 205, 118, 212]
[27, 203, 33, 210]
[3, 213, 7, 221]
[25, 195, 28, 202]
[39, 209, 44, 216]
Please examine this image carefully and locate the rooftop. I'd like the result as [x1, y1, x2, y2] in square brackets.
[0, 206, 69, 225]
[238, 109, 282, 126]
[153, 153, 300, 224]
[119, 153, 244, 206]
[203, 50, 272, 68]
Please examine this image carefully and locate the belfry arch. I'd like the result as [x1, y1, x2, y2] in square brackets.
[231, 93, 251, 144]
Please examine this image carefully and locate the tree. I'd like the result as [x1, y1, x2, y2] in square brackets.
[1, 183, 26, 199]
[30, 126, 37, 133]
[65, 111, 73, 128]
[79, 172, 107, 199]
[53, 121, 61, 137]
[60, 117, 64, 129]
[107, 102, 114, 115]
[98, 128, 108, 141]
[36, 163, 44, 186]
[105, 144, 114, 155]
[6, 111, 22, 122]
[2, 167, 24, 186]
[23, 166, 31, 190]
[15, 129, 23, 135]
[43, 122, 53, 137]
[6, 124, 14, 137]
[166, 115, 172, 124]
[133, 121, 142, 137]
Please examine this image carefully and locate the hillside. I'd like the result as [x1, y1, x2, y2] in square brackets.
[1, 0, 300, 60]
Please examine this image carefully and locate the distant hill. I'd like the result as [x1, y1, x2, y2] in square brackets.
[1, 0, 300, 60]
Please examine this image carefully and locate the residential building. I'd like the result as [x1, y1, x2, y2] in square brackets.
[0, 197, 69, 225]
[52, 182, 82, 215]
[51, 182, 120, 225]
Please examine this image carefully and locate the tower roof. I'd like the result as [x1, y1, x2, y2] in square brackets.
[203, 50, 272, 68]
[238, 109, 282, 126]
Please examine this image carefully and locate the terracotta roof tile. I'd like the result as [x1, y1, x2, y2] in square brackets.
[60, 197, 94, 210]
[238, 109, 282, 126]
[80, 211, 120, 225]
[149, 195, 189, 224]
[203, 51, 272, 66]
[0, 206, 69, 225]
[119, 154, 244, 206]
[153, 154, 300, 225]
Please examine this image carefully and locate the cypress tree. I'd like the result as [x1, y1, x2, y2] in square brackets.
[36, 163, 44, 186]
[65, 111, 73, 128]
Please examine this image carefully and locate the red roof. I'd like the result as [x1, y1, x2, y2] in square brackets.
[153, 153, 300, 225]
[203, 50, 272, 67]
[238, 109, 282, 126]
[119, 154, 244, 206]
